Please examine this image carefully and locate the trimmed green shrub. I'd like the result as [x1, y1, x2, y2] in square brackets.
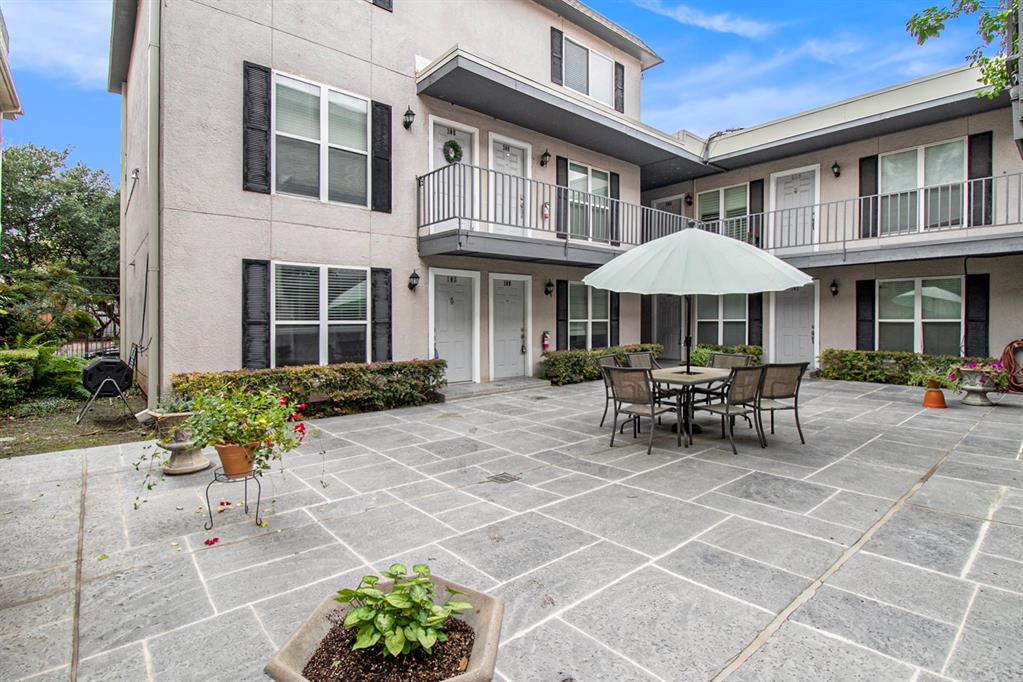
[689, 344, 763, 367]
[171, 359, 447, 418]
[540, 344, 664, 386]
[0, 349, 39, 406]
[818, 349, 993, 386]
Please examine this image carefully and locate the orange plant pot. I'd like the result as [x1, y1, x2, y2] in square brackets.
[922, 380, 947, 409]
[214, 443, 257, 476]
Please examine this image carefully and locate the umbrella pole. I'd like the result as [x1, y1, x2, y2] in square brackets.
[684, 294, 693, 374]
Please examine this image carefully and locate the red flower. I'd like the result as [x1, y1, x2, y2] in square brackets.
[219, 500, 232, 506]
[297, 403, 308, 410]
[278, 396, 288, 406]
[290, 412, 302, 421]
[204, 537, 220, 546]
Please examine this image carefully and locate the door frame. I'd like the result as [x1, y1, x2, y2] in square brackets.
[768, 164, 820, 251]
[488, 273, 533, 380]
[767, 279, 820, 367]
[428, 116, 481, 234]
[428, 267, 481, 384]
[487, 132, 532, 234]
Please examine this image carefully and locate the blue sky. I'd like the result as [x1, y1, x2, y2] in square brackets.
[1, 0, 982, 187]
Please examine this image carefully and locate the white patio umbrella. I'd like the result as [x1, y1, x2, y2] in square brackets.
[583, 227, 812, 372]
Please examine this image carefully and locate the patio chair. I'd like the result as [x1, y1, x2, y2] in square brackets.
[625, 351, 660, 369]
[693, 365, 765, 455]
[756, 362, 809, 445]
[596, 354, 620, 428]
[692, 352, 753, 404]
[606, 366, 680, 454]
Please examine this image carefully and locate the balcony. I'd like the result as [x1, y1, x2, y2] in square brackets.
[416, 163, 691, 266]
[699, 173, 1023, 267]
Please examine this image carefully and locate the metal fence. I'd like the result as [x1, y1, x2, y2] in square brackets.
[56, 337, 120, 358]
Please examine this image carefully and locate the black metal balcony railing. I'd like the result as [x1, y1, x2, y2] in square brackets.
[416, 164, 1023, 255]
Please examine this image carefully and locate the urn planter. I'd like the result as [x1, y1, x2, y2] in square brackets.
[264, 575, 504, 682]
[146, 410, 211, 475]
[957, 369, 993, 406]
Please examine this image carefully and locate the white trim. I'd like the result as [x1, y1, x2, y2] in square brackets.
[813, 279, 821, 367]
[767, 282, 819, 367]
[767, 164, 820, 251]
[875, 276, 965, 355]
[487, 132, 533, 235]
[693, 294, 748, 346]
[767, 291, 775, 363]
[561, 33, 616, 108]
[487, 132, 533, 178]
[650, 193, 687, 215]
[428, 267, 481, 383]
[567, 159, 612, 242]
[878, 136, 967, 234]
[488, 273, 533, 380]
[427, 115, 480, 171]
[567, 281, 611, 349]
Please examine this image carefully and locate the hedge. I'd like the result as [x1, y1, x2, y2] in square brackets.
[540, 344, 664, 386]
[171, 359, 447, 417]
[689, 344, 763, 367]
[818, 349, 994, 386]
[0, 349, 39, 407]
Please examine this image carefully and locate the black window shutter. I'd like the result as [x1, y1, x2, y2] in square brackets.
[858, 155, 879, 238]
[640, 295, 653, 343]
[242, 259, 271, 368]
[550, 28, 564, 85]
[855, 279, 876, 351]
[371, 0, 393, 10]
[968, 132, 993, 226]
[555, 156, 569, 239]
[964, 273, 989, 358]
[613, 62, 625, 113]
[748, 179, 764, 247]
[371, 102, 392, 213]
[555, 280, 568, 350]
[609, 171, 621, 246]
[609, 292, 620, 347]
[371, 268, 393, 362]
[243, 62, 271, 194]
[747, 293, 763, 346]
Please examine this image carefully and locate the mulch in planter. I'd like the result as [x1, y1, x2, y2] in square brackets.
[302, 615, 475, 682]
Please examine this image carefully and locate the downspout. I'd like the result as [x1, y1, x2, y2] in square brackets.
[146, 0, 161, 407]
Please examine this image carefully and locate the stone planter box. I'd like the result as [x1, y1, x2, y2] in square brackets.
[957, 369, 994, 406]
[264, 576, 503, 682]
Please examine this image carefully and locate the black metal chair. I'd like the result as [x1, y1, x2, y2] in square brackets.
[596, 354, 620, 427]
[606, 366, 680, 454]
[693, 365, 765, 454]
[756, 362, 809, 445]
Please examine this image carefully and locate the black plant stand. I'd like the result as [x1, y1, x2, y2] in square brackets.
[203, 467, 262, 530]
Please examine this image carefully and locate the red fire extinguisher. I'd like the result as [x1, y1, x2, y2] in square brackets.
[542, 201, 550, 223]
[542, 331, 551, 352]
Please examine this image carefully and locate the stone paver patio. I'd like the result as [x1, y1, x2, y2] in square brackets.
[1, 379, 1021, 681]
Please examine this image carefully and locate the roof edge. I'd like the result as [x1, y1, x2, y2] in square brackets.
[533, 0, 663, 70]
[107, 0, 138, 94]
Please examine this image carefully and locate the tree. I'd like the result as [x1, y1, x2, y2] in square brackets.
[907, 0, 1019, 97]
[1, 144, 120, 338]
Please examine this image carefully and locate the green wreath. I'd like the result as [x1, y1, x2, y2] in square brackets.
[442, 139, 463, 164]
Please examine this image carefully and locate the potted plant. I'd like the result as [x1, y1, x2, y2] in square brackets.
[906, 366, 948, 409]
[265, 563, 503, 682]
[184, 388, 307, 477]
[135, 394, 212, 475]
[947, 361, 1010, 406]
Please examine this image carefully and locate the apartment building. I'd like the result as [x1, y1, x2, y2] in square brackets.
[107, 0, 1021, 402]
[0, 5, 23, 234]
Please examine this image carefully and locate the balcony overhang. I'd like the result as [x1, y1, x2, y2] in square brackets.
[781, 232, 1023, 269]
[417, 48, 708, 189]
[418, 229, 624, 267]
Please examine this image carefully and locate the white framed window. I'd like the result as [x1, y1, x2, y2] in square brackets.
[697, 184, 748, 238]
[562, 36, 614, 106]
[877, 277, 963, 356]
[273, 72, 371, 208]
[568, 160, 611, 241]
[272, 262, 371, 367]
[879, 138, 966, 234]
[695, 294, 747, 346]
[568, 282, 610, 350]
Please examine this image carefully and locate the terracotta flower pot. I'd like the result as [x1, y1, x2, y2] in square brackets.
[922, 380, 947, 409]
[214, 443, 257, 477]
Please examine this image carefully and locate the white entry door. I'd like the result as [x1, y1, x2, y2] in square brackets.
[492, 279, 527, 378]
[774, 284, 815, 365]
[435, 275, 474, 382]
[774, 169, 816, 249]
[431, 122, 475, 232]
[490, 139, 528, 236]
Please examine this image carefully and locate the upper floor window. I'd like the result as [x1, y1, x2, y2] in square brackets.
[568, 161, 611, 242]
[879, 139, 965, 234]
[562, 37, 614, 107]
[569, 282, 610, 349]
[698, 184, 748, 239]
[274, 73, 370, 207]
[877, 277, 962, 356]
[696, 294, 747, 346]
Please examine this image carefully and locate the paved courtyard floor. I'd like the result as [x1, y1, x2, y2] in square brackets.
[1, 379, 1021, 682]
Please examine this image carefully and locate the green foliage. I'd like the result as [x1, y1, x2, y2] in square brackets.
[183, 388, 305, 463]
[905, 364, 951, 388]
[0, 265, 97, 343]
[171, 360, 447, 417]
[4, 397, 78, 418]
[906, 0, 1018, 97]
[0, 336, 88, 406]
[540, 344, 664, 386]
[335, 563, 472, 658]
[0, 349, 37, 406]
[819, 349, 993, 385]
[947, 360, 1010, 392]
[688, 344, 763, 368]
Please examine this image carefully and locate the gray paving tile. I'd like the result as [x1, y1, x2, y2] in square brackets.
[0, 618, 70, 680]
[479, 429, 568, 454]
[78, 642, 149, 681]
[419, 436, 493, 459]
[626, 458, 748, 500]
[462, 480, 562, 512]
[544, 484, 726, 555]
[658, 541, 810, 612]
[700, 516, 844, 578]
[847, 437, 947, 472]
[829, 552, 975, 624]
[937, 459, 1022, 489]
[865, 506, 982, 576]
[536, 472, 607, 496]
[565, 566, 771, 681]
[693, 449, 819, 479]
[0, 566, 74, 636]
[440, 512, 597, 582]
[147, 606, 273, 681]
[494, 541, 645, 638]
[808, 490, 890, 531]
[793, 586, 956, 669]
[345, 426, 427, 451]
[414, 449, 510, 475]
[717, 472, 836, 513]
[498, 619, 659, 681]
[192, 521, 337, 579]
[911, 475, 1003, 519]
[433, 501, 512, 532]
[384, 445, 441, 467]
[954, 433, 1021, 458]
[333, 460, 426, 493]
[981, 521, 1023, 561]
[695, 491, 862, 545]
[968, 552, 1023, 593]
[373, 544, 499, 592]
[808, 460, 923, 500]
[532, 450, 633, 480]
[945, 626, 1022, 682]
[478, 454, 568, 485]
[251, 569, 364, 647]
[731, 622, 916, 682]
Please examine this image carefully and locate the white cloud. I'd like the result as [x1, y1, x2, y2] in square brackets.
[633, 0, 775, 39]
[3, 0, 112, 89]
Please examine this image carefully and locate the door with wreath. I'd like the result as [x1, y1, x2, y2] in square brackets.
[431, 123, 475, 233]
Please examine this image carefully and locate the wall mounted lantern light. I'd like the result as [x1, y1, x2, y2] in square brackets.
[829, 280, 839, 297]
[402, 106, 416, 130]
[408, 270, 421, 291]
[683, 192, 693, 206]
[831, 161, 841, 178]
[544, 279, 554, 296]
[539, 149, 551, 167]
